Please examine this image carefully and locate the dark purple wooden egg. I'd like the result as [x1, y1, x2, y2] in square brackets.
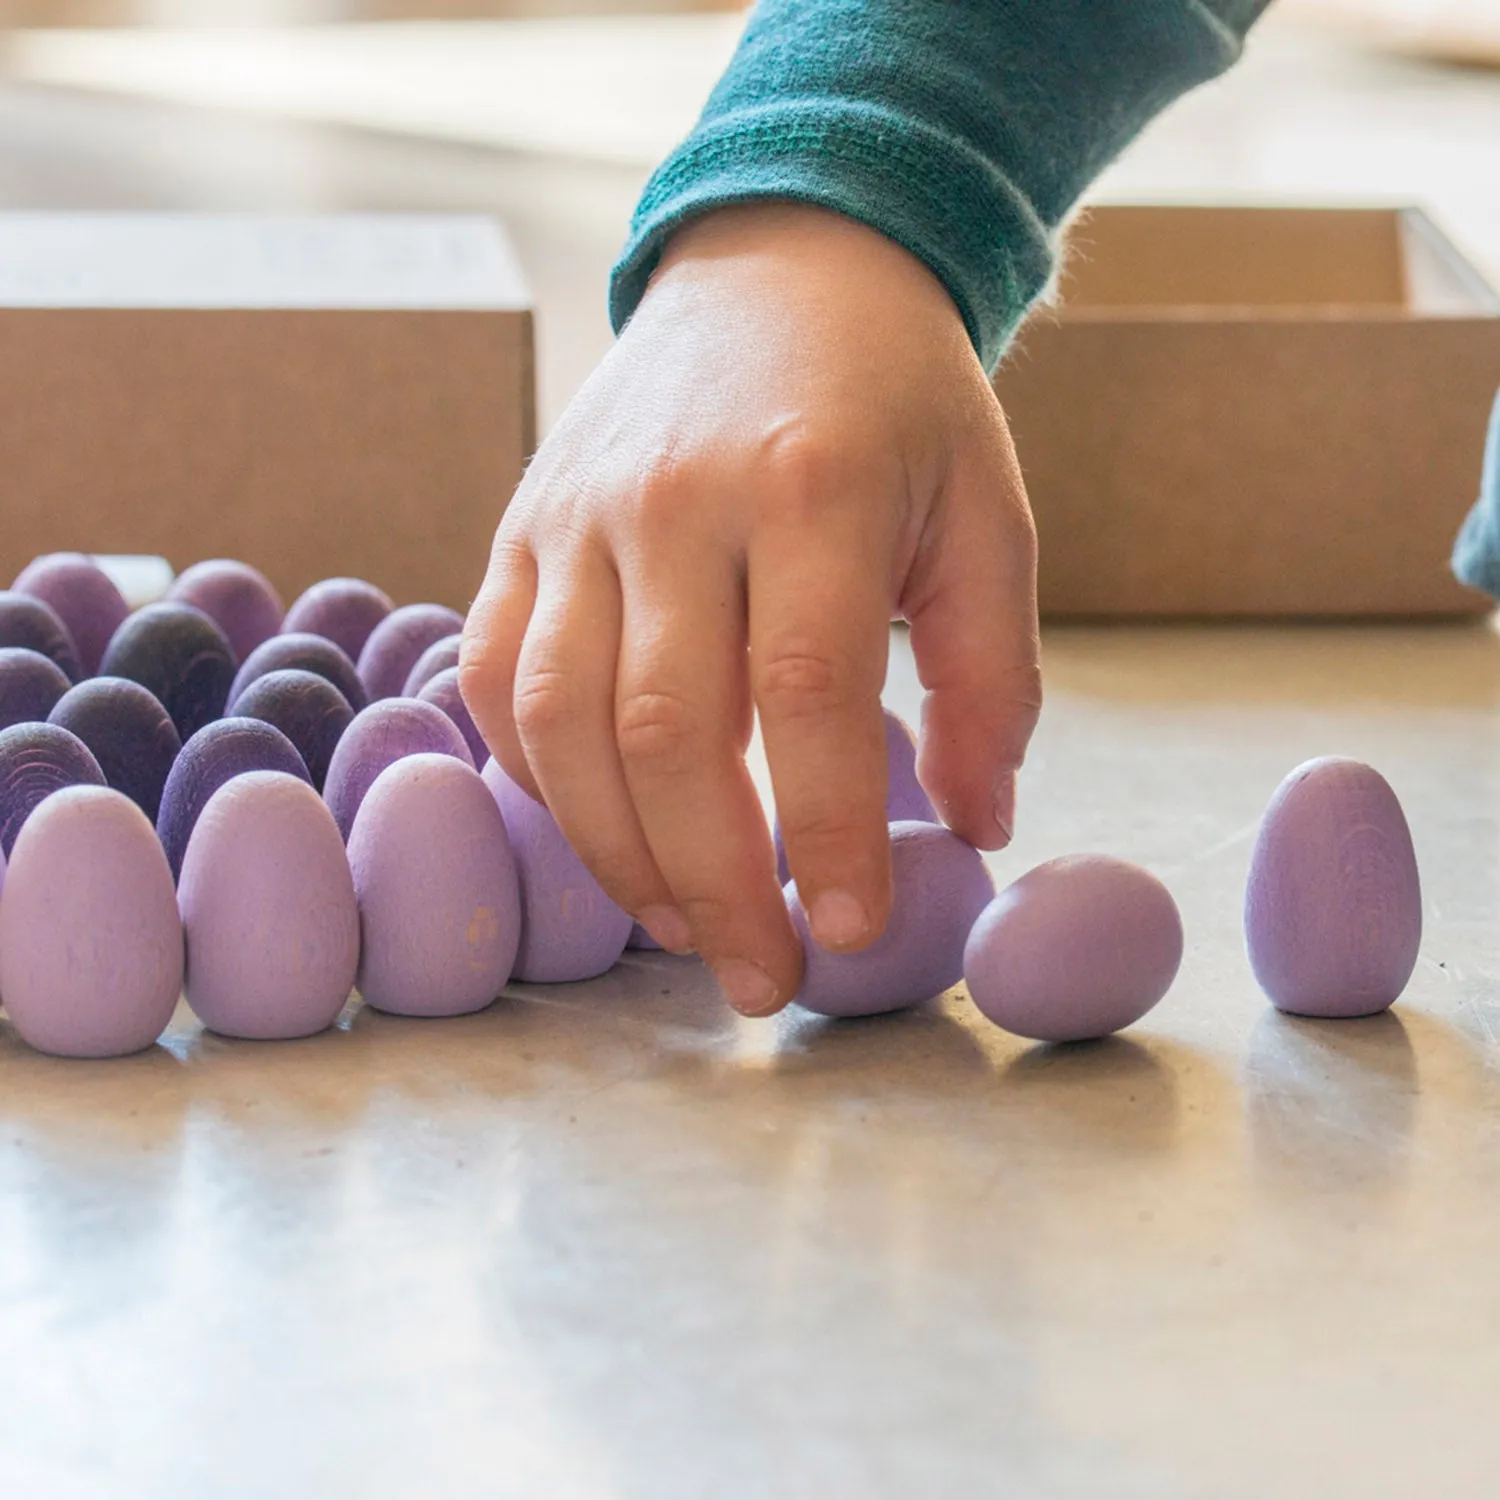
[48, 676, 183, 823]
[357, 604, 465, 703]
[99, 602, 237, 741]
[0, 721, 106, 856]
[0, 590, 83, 684]
[0, 648, 72, 731]
[12, 553, 129, 677]
[227, 632, 367, 715]
[157, 716, 310, 879]
[230, 668, 354, 792]
[282, 577, 393, 664]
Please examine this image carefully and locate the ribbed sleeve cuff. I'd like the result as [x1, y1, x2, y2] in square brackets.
[609, 100, 1055, 374]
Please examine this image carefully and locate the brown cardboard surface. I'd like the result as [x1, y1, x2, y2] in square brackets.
[997, 206, 1500, 617]
[0, 214, 533, 613]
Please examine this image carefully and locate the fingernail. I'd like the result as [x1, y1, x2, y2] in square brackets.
[713, 958, 781, 1017]
[809, 888, 870, 951]
[638, 904, 693, 954]
[993, 771, 1017, 844]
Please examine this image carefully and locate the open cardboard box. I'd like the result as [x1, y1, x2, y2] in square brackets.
[995, 205, 1500, 617]
[0, 214, 533, 614]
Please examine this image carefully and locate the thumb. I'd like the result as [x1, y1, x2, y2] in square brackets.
[901, 403, 1041, 851]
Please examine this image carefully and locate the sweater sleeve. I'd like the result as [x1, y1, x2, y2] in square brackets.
[609, 0, 1271, 372]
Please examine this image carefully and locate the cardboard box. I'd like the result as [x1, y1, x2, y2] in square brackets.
[0, 213, 533, 612]
[995, 205, 1500, 617]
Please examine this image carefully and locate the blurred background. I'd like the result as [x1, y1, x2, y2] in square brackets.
[0, 0, 1493, 425]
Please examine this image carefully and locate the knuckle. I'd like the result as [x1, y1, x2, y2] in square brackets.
[512, 667, 578, 744]
[756, 426, 849, 526]
[756, 647, 846, 722]
[615, 688, 706, 773]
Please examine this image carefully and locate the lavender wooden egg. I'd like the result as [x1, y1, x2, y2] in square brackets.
[99, 602, 237, 740]
[178, 771, 359, 1039]
[402, 634, 463, 699]
[227, 632, 367, 715]
[282, 577, 394, 664]
[787, 820, 993, 1018]
[0, 786, 183, 1058]
[1244, 757, 1421, 1018]
[775, 708, 938, 885]
[626, 921, 662, 952]
[0, 722, 106, 857]
[0, 590, 83, 683]
[357, 604, 466, 702]
[48, 677, 182, 823]
[417, 667, 488, 768]
[167, 559, 285, 663]
[348, 754, 521, 1017]
[157, 717, 310, 879]
[964, 856, 1184, 1042]
[323, 698, 473, 841]
[229, 669, 353, 793]
[0, 648, 72, 731]
[482, 758, 633, 983]
[13, 553, 129, 677]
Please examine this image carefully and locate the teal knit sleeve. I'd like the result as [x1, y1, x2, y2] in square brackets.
[610, 0, 1271, 372]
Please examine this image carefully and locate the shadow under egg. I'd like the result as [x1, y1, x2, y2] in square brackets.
[1246, 1007, 1418, 1202]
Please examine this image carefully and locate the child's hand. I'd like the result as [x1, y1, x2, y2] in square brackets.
[460, 203, 1040, 1017]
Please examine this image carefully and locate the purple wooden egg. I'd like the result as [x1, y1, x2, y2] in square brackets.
[1245, 757, 1421, 1018]
[0, 721, 106, 857]
[13, 553, 129, 676]
[167, 559, 285, 663]
[0, 590, 83, 684]
[230, 669, 353, 793]
[48, 676, 182, 823]
[787, 820, 994, 1018]
[0, 648, 72, 730]
[178, 771, 358, 1039]
[775, 708, 939, 885]
[322, 698, 473, 841]
[282, 577, 393, 664]
[402, 634, 463, 698]
[99, 602, 237, 741]
[157, 717, 310, 880]
[227, 632, 367, 715]
[965, 855, 1184, 1042]
[0, 785, 183, 1058]
[482, 758, 632, 983]
[358, 603, 465, 702]
[417, 667, 488, 767]
[349, 754, 521, 1017]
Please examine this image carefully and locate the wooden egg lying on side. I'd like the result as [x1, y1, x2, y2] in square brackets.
[0, 785, 182, 1057]
[349, 754, 520, 1017]
[482, 759, 633, 983]
[788, 821, 994, 1018]
[964, 855, 1183, 1042]
[1245, 757, 1421, 1019]
[178, 771, 359, 1039]
[282, 577, 393, 665]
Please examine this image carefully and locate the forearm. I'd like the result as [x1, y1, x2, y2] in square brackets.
[610, 0, 1271, 372]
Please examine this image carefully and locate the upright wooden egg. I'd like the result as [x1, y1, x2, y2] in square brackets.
[357, 604, 465, 702]
[0, 722, 106, 857]
[167, 559, 285, 663]
[282, 577, 393, 664]
[99, 602, 237, 740]
[1245, 757, 1421, 1018]
[12, 553, 129, 677]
